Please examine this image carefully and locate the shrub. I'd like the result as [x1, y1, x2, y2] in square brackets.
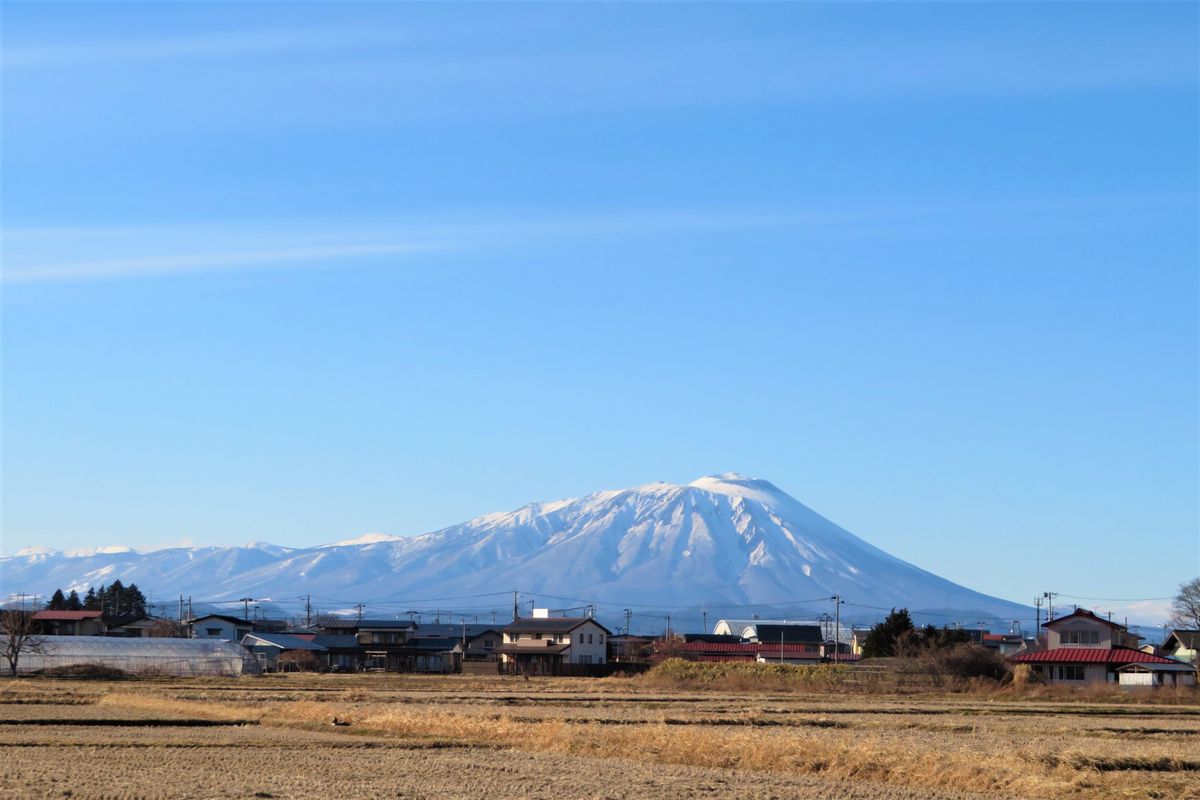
[930, 644, 1011, 683]
[38, 663, 132, 680]
[644, 658, 850, 691]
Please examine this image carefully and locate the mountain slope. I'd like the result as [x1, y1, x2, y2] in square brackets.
[0, 474, 1027, 621]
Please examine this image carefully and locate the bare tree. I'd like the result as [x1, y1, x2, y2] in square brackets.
[147, 618, 186, 638]
[1170, 578, 1200, 630]
[1, 610, 48, 676]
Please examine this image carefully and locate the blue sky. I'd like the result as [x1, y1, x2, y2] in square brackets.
[2, 2, 1197, 618]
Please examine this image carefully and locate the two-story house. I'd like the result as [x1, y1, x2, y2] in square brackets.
[1012, 609, 1194, 687]
[189, 614, 253, 641]
[497, 614, 612, 675]
[319, 618, 418, 671]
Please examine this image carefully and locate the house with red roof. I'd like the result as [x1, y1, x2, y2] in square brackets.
[1011, 609, 1195, 687]
[32, 610, 105, 636]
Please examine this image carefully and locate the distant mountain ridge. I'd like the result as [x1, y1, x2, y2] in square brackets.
[1, 473, 1028, 623]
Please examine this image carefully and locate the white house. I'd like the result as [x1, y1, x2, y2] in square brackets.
[190, 614, 252, 641]
[1012, 609, 1194, 687]
[496, 615, 611, 675]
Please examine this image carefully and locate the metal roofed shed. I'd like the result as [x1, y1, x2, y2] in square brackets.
[15, 636, 259, 677]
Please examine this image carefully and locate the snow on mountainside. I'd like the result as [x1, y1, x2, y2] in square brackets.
[0, 474, 1027, 620]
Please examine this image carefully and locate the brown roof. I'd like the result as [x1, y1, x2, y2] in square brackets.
[1042, 608, 1124, 630]
[503, 617, 612, 635]
[1165, 630, 1200, 649]
[33, 610, 103, 621]
[495, 643, 571, 655]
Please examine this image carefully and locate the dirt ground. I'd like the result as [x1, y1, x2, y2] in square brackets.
[1, 674, 1197, 799]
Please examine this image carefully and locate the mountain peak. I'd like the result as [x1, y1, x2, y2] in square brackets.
[1, 474, 1027, 623]
[687, 473, 785, 503]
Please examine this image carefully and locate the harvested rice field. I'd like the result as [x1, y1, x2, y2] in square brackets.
[1, 674, 1197, 799]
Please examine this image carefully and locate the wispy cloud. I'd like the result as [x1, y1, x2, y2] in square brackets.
[4, 194, 1188, 285]
[1, 210, 812, 284]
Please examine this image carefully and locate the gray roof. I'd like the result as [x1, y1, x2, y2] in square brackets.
[312, 634, 360, 650]
[411, 637, 462, 652]
[242, 633, 326, 651]
[321, 618, 417, 631]
[1165, 630, 1200, 649]
[504, 617, 612, 635]
[412, 624, 500, 640]
[749, 624, 823, 644]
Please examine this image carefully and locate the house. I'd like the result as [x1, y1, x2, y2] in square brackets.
[609, 634, 652, 662]
[104, 612, 160, 638]
[980, 633, 1026, 656]
[683, 633, 743, 644]
[1011, 609, 1195, 687]
[1161, 630, 1199, 667]
[851, 627, 872, 656]
[716, 619, 854, 653]
[311, 634, 362, 672]
[33, 610, 105, 636]
[409, 637, 464, 673]
[241, 632, 327, 671]
[496, 616, 611, 675]
[410, 623, 503, 661]
[190, 614, 253, 642]
[319, 618, 418, 671]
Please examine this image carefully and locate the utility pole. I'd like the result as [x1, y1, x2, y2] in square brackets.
[1034, 595, 1042, 638]
[304, 595, 312, 629]
[623, 608, 632, 636]
[831, 595, 843, 665]
[1043, 592, 1058, 623]
[513, 591, 519, 621]
[666, 614, 671, 639]
[355, 603, 365, 621]
[187, 597, 193, 638]
[239, 597, 253, 621]
[780, 628, 785, 664]
[702, 610, 708, 634]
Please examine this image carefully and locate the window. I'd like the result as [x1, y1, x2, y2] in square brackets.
[484, 639, 494, 649]
[599, 634, 604, 643]
[1061, 630, 1100, 645]
[1054, 665, 1085, 681]
[205, 628, 222, 636]
[587, 633, 593, 644]
[534, 633, 542, 640]
[578, 655, 592, 664]
[578, 633, 583, 643]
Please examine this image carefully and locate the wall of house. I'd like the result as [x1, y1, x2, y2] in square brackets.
[1046, 618, 1113, 649]
[567, 621, 607, 664]
[466, 634, 501, 658]
[192, 619, 246, 640]
[1041, 663, 1109, 685]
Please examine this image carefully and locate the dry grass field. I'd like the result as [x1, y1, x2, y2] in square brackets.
[1, 671, 1198, 799]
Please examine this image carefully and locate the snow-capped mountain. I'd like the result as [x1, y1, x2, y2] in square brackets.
[0, 474, 1027, 623]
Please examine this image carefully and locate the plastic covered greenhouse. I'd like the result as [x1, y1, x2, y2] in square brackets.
[16, 636, 260, 677]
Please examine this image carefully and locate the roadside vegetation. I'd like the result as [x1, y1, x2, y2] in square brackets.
[1, 672, 1196, 799]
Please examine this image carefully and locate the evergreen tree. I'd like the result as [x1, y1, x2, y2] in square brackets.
[83, 587, 99, 611]
[66, 590, 82, 611]
[46, 589, 67, 611]
[125, 583, 147, 614]
[861, 608, 915, 658]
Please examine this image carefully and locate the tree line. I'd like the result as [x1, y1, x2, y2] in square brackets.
[45, 580, 147, 617]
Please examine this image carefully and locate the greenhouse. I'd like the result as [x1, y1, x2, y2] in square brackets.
[15, 636, 260, 677]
